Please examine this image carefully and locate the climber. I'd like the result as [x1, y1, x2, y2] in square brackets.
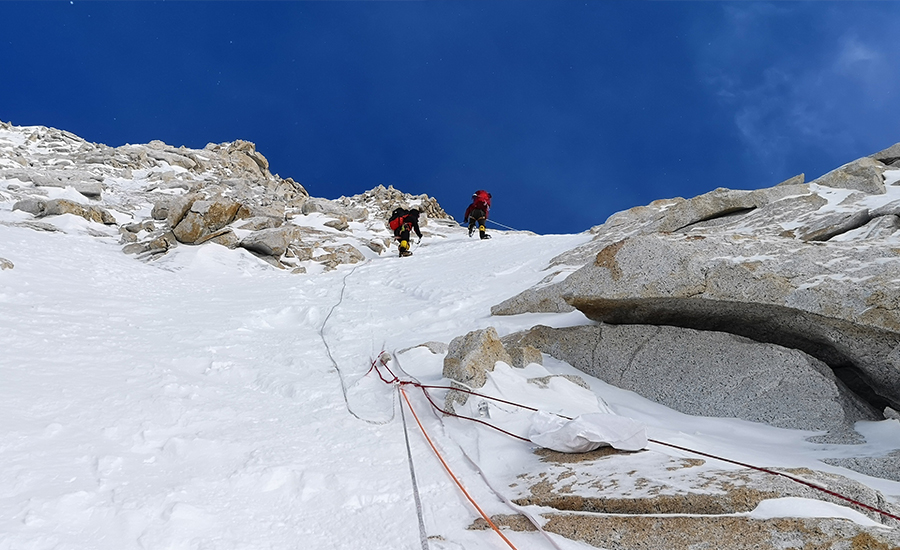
[388, 207, 422, 257]
[464, 190, 492, 239]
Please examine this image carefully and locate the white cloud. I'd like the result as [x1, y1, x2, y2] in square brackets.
[836, 35, 880, 71]
[694, 5, 900, 170]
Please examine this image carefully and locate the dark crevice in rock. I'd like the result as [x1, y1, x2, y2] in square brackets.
[809, 211, 873, 242]
[566, 296, 900, 414]
[673, 206, 757, 233]
[832, 364, 891, 412]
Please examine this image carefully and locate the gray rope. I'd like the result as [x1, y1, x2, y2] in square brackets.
[319, 263, 396, 425]
[486, 219, 519, 231]
[398, 385, 430, 550]
[394, 355, 564, 550]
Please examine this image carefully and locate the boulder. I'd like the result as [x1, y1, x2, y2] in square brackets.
[318, 244, 366, 270]
[40, 199, 116, 224]
[830, 213, 900, 241]
[165, 192, 203, 228]
[652, 185, 805, 233]
[556, 233, 900, 413]
[491, 283, 576, 315]
[150, 198, 172, 221]
[73, 181, 103, 199]
[810, 157, 886, 195]
[870, 141, 900, 166]
[365, 240, 385, 254]
[870, 199, 900, 217]
[119, 229, 138, 243]
[443, 327, 513, 389]
[823, 451, 900, 483]
[12, 198, 47, 216]
[147, 231, 178, 252]
[270, 177, 308, 208]
[511, 324, 876, 441]
[527, 373, 588, 390]
[352, 184, 452, 222]
[324, 216, 350, 231]
[122, 242, 147, 255]
[285, 243, 314, 262]
[172, 197, 241, 244]
[239, 225, 304, 257]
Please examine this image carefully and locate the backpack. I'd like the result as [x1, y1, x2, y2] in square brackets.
[473, 190, 492, 209]
[388, 207, 408, 231]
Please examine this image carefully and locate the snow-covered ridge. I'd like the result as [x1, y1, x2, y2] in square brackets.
[0, 120, 453, 273]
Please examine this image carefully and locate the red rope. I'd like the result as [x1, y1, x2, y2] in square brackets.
[647, 438, 900, 523]
[416, 383, 573, 420]
[405, 381, 531, 442]
[399, 387, 520, 550]
[366, 357, 900, 524]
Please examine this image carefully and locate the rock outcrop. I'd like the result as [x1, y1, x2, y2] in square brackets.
[479, 448, 900, 549]
[558, 234, 900, 415]
[0, 122, 452, 270]
[507, 323, 876, 442]
[491, 150, 900, 431]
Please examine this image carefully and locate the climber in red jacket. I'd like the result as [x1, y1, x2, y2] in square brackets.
[464, 190, 492, 240]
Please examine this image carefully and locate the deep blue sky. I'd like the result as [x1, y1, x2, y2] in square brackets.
[3, 2, 900, 234]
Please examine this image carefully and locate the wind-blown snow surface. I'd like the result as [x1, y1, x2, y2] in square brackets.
[2, 216, 900, 549]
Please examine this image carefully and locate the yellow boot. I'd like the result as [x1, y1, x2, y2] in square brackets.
[399, 240, 412, 257]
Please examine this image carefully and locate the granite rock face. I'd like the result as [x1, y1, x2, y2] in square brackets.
[559, 233, 900, 414]
[485, 448, 900, 549]
[508, 323, 877, 442]
[491, 153, 900, 428]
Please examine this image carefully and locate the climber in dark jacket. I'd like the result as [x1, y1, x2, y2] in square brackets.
[389, 207, 422, 257]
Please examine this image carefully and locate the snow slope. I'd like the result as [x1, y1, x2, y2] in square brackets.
[0, 216, 589, 549]
[2, 195, 900, 549]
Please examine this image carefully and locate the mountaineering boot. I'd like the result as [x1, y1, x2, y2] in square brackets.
[479, 224, 490, 239]
[468, 223, 475, 237]
[399, 240, 412, 257]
